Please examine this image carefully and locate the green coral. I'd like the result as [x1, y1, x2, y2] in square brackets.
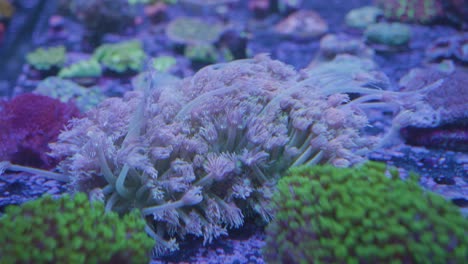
[93, 40, 146, 73]
[26, 46, 66, 71]
[264, 162, 468, 264]
[0, 193, 154, 264]
[152, 55, 177, 72]
[58, 59, 103, 79]
[184, 44, 218, 63]
[166, 17, 224, 45]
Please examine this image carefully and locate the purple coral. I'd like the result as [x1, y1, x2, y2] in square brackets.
[50, 55, 396, 255]
[395, 63, 468, 151]
[0, 93, 81, 169]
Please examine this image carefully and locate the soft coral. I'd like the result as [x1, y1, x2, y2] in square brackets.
[0, 93, 81, 169]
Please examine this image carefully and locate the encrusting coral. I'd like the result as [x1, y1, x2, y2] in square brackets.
[25, 45, 66, 72]
[58, 58, 103, 79]
[0, 93, 81, 169]
[264, 162, 468, 263]
[0, 192, 154, 263]
[93, 40, 146, 74]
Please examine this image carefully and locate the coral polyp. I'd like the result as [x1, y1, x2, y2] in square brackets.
[50, 55, 394, 254]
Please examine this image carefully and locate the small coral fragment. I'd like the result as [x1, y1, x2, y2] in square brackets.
[26, 45, 66, 71]
[93, 40, 146, 73]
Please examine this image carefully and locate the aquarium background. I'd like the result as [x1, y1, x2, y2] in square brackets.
[0, 0, 467, 263]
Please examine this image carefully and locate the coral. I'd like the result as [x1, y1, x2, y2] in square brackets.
[364, 22, 411, 47]
[166, 17, 231, 66]
[264, 162, 468, 263]
[374, 0, 467, 26]
[184, 44, 219, 63]
[152, 55, 177, 72]
[308, 54, 454, 150]
[274, 10, 328, 40]
[425, 33, 468, 64]
[166, 17, 224, 45]
[345, 6, 383, 30]
[34, 77, 106, 112]
[93, 40, 146, 73]
[312, 34, 374, 63]
[0, 93, 81, 168]
[307, 54, 385, 87]
[25, 45, 66, 71]
[374, 0, 444, 24]
[396, 63, 468, 151]
[49, 55, 398, 255]
[58, 58, 103, 79]
[398, 63, 468, 126]
[0, 192, 154, 263]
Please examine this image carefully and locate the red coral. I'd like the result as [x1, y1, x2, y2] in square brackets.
[0, 93, 81, 169]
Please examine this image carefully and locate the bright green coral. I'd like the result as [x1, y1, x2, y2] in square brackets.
[264, 162, 468, 263]
[0, 193, 154, 264]
[93, 40, 146, 73]
[26, 46, 66, 71]
[58, 58, 102, 79]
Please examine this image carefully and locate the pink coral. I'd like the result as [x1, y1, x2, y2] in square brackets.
[0, 93, 80, 168]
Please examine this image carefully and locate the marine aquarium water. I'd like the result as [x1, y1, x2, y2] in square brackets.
[0, 0, 466, 263]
